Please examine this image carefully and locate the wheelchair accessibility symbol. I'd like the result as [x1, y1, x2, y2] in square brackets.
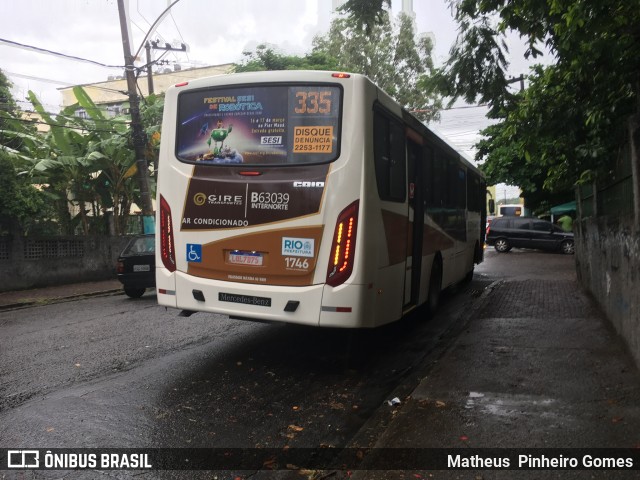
[187, 244, 202, 263]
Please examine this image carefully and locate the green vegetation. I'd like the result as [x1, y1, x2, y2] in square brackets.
[443, 0, 640, 210]
[236, 9, 443, 122]
[7, 0, 635, 231]
[0, 70, 52, 235]
[0, 68, 162, 236]
[235, 45, 339, 73]
[342, 0, 640, 211]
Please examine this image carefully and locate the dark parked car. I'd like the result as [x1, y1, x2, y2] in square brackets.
[486, 217, 575, 254]
[116, 234, 156, 297]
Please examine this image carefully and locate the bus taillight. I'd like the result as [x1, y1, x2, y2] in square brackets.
[159, 195, 176, 272]
[326, 200, 359, 287]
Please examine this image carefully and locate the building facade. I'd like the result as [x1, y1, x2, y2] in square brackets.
[58, 63, 234, 113]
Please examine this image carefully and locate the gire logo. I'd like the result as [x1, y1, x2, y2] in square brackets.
[194, 193, 243, 206]
[193, 193, 207, 206]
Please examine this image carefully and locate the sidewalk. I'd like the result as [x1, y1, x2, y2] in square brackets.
[0, 279, 122, 310]
[351, 251, 640, 478]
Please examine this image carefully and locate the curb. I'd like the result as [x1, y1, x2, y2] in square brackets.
[0, 289, 123, 312]
[345, 280, 503, 474]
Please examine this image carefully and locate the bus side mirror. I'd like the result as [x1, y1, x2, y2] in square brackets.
[488, 199, 495, 215]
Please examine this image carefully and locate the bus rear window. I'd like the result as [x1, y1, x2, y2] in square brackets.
[176, 84, 342, 166]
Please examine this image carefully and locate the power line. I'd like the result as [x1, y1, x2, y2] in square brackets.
[15, 99, 61, 111]
[2, 103, 133, 127]
[7, 115, 131, 134]
[3, 71, 74, 86]
[0, 37, 125, 69]
[443, 104, 489, 111]
[132, 0, 184, 60]
[443, 130, 483, 137]
[169, 8, 189, 63]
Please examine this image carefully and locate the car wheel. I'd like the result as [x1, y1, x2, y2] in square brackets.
[561, 239, 575, 255]
[494, 238, 511, 253]
[124, 287, 146, 298]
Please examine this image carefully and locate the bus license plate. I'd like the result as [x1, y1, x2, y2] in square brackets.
[228, 251, 263, 266]
[133, 264, 150, 272]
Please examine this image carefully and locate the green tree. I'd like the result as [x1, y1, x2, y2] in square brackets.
[235, 44, 338, 72]
[338, 0, 391, 34]
[313, 11, 442, 121]
[1, 68, 163, 235]
[0, 155, 51, 235]
[26, 90, 107, 234]
[342, 0, 640, 209]
[24, 87, 158, 235]
[0, 69, 17, 120]
[0, 69, 53, 235]
[139, 93, 164, 172]
[440, 0, 640, 206]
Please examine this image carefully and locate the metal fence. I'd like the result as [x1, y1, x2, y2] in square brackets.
[0, 235, 131, 292]
[578, 134, 635, 220]
[579, 174, 634, 220]
[0, 238, 9, 261]
[23, 239, 86, 260]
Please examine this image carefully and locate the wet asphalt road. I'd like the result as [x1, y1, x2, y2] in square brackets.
[0, 255, 500, 460]
[5, 249, 583, 478]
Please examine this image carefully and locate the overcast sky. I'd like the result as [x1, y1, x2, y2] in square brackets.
[0, 0, 537, 173]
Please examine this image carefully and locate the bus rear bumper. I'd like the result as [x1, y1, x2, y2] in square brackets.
[157, 272, 371, 328]
[168, 272, 324, 326]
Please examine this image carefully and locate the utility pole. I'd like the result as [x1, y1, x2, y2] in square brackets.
[144, 39, 187, 97]
[145, 41, 154, 95]
[117, 0, 155, 233]
[144, 42, 172, 96]
[507, 74, 525, 92]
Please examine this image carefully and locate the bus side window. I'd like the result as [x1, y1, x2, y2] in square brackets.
[389, 122, 406, 201]
[373, 112, 390, 199]
[422, 145, 433, 208]
[373, 111, 406, 202]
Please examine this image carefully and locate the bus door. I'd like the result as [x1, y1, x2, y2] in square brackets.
[404, 137, 424, 308]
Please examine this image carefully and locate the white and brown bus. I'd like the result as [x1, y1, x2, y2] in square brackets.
[156, 70, 485, 327]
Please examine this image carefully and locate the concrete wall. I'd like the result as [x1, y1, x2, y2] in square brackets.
[575, 217, 640, 365]
[0, 236, 131, 292]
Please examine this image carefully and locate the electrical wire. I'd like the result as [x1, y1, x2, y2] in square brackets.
[131, 19, 152, 38]
[169, 9, 190, 63]
[3, 71, 74, 86]
[444, 104, 489, 110]
[133, 0, 185, 60]
[7, 111, 132, 127]
[8, 116, 131, 134]
[443, 130, 483, 137]
[2, 102, 132, 126]
[136, 0, 153, 30]
[0, 38, 125, 69]
[80, 84, 130, 95]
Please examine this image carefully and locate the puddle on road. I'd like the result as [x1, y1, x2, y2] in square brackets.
[465, 391, 558, 418]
